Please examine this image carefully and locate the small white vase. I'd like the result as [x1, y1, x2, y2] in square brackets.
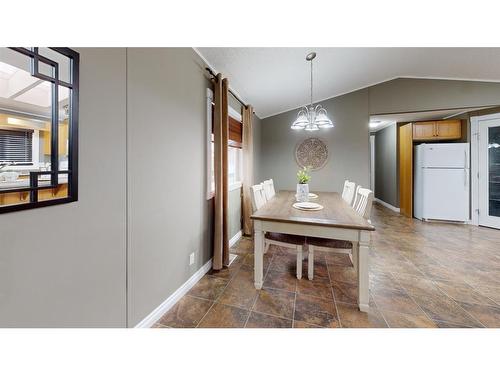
[296, 183, 309, 202]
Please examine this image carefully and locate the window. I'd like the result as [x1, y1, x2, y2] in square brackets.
[0, 47, 79, 213]
[228, 146, 243, 185]
[206, 88, 243, 199]
[0, 129, 33, 162]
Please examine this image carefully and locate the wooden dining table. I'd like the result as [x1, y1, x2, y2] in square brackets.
[251, 191, 375, 312]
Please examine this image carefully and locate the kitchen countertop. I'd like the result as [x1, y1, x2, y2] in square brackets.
[0, 176, 68, 191]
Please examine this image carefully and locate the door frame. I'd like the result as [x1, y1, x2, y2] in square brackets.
[398, 123, 413, 218]
[470, 112, 500, 226]
[370, 135, 375, 194]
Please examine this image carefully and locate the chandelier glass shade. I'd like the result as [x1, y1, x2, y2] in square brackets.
[291, 52, 334, 131]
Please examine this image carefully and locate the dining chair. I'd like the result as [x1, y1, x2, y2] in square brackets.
[262, 179, 276, 201]
[351, 185, 361, 208]
[341, 180, 356, 206]
[250, 183, 267, 212]
[250, 184, 306, 279]
[353, 187, 374, 222]
[306, 187, 374, 280]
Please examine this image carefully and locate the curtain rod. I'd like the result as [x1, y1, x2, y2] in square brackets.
[205, 67, 248, 109]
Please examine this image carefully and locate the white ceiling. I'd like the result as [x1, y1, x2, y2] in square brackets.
[0, 51, 69, 119]
[196, 48, 500, 119]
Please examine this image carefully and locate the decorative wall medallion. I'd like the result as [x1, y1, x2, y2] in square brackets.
[295, 138, 328, 171]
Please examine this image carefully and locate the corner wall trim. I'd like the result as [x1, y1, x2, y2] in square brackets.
[134, 259, 213, 328]
[229, 230, 243, 248]
[374, 198, 400, 213]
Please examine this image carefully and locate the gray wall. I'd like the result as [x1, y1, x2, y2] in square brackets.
[252, 114, 262, 183]
[260, 78, 500, 205]
[0, 47, 234, 327]
[126, 48, 214, 326]
[228, 187, 242, 239]
[369, 78, 500, 114]
[261, 89, 370, 192]
[0, 48, 127, 327]
[374, 124, 398, 207]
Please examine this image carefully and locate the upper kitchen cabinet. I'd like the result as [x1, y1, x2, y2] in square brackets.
[435, 119, 462, 139]
[412, 119, 462, 141]
[412, 121, 435, 140]
[41, 120, 69, 156]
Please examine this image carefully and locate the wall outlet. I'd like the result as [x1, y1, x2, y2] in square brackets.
[189, 252, 195, 265]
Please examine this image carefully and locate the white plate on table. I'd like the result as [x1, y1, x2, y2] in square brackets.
[293, 202, 324, 211]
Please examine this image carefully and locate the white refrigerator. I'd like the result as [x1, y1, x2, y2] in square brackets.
[414, 143, 470, 222]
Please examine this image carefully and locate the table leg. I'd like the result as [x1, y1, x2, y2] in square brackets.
[352, 241, 359, 274]
[254, 222, 264, 289]
[357, 231, 370, 312]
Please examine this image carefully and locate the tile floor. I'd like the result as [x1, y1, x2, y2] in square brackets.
[154, 203, 500, 328]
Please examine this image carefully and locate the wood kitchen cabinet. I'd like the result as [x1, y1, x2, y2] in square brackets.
[412, 119, 462, 141]
[0, 184, 68, 207]
[41, 120, 69, 156]
[412, 121, 436, 140]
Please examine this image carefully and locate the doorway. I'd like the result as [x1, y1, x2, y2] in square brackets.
[471, 113, 500, 229]
[370, 135, 375, 194]
[398, 123, 413, 217]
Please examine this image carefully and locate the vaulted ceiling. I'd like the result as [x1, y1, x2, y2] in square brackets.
[196, 48, 500, 119]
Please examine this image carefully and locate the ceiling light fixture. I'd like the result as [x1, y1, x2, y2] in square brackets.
[291, 52, 334, 131]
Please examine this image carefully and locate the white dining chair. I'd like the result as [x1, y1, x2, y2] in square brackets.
[351, 185, 361, 208]
[341, 180, 356, 206]
[250, 184, 306, 279]
[353, 187, 374, 222]
[262, 179, 276, 201]
[250, 183, 267, 212]
[306, 187, 374, 280]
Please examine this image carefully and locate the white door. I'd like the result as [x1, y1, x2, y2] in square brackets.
[422, 168, 469, 221]
[422, 143, 469, 168]
[478, 117, 500, 229]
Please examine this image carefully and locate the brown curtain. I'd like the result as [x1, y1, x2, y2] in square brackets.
[213, 75, 230, 270]
[242, 105, 254, 236]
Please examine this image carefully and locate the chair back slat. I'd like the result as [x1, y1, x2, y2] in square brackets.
[341, 180, 356, 206]
[353, 187, 374, 220]
[262, 179, 276, 200]
[250, 184, 267, 212]
[351, 185, 361, 208]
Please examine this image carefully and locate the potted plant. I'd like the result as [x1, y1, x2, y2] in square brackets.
[296, 166, 311, 202]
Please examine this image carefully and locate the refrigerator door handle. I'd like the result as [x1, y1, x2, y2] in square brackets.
[464, 169, 467, 188]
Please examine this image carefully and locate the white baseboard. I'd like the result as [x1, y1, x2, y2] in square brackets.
[135, 259, 213, 328]
[374, 198, 400, 213]
[229, 230, 242, 248]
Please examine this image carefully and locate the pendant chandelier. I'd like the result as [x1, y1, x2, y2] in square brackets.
[291, 52, 334, 131]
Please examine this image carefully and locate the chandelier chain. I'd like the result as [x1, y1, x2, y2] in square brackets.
[310, 59, 313, 105]
[291, 52, 334, 131]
